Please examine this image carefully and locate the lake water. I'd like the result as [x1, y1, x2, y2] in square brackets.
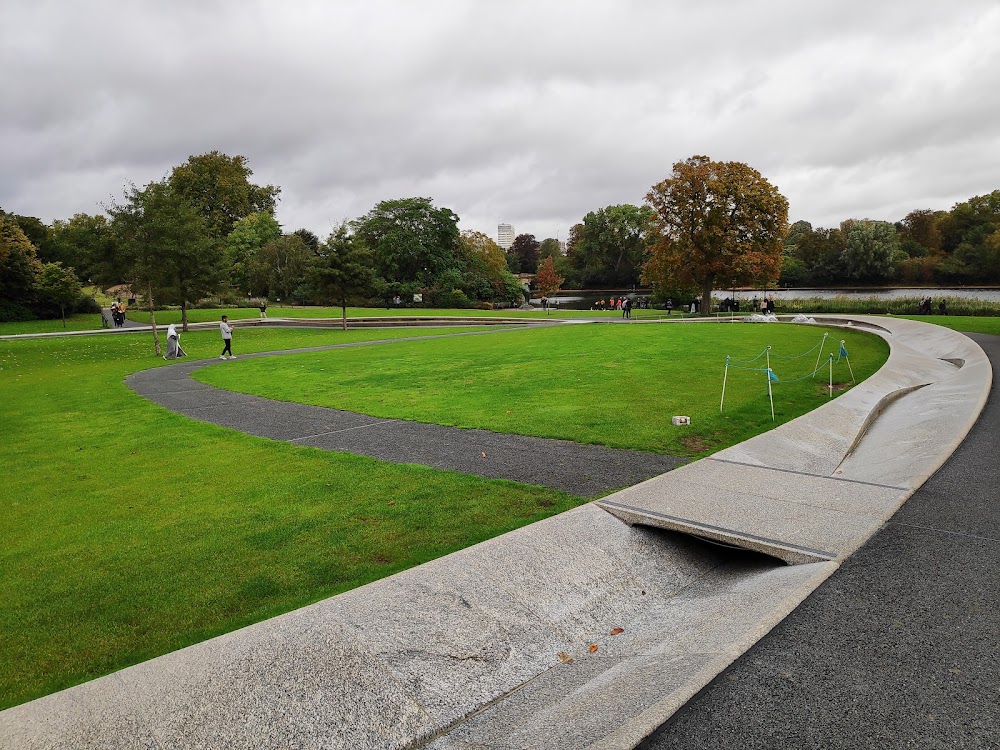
[541, 288, 1000, 309]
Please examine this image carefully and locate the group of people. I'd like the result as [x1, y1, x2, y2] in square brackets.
[109, 298, 127, 328]
[718, 297, 741, 313]
[918, 298, 948, 315]
[595, 296, 650, 311]
[751, 296, 777, 314]
[163, 315, 236, 361]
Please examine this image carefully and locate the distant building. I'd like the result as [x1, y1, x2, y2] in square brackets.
[498, 223, 515, 250]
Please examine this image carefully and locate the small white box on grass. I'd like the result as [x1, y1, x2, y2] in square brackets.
[672, 416, 691, 426]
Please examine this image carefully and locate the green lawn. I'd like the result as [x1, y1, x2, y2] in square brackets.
[0, 320, 890, 711]
[896, 314, 1000, 335]
[0, 314, 108, 336]
[197, 322, 888, 457]
[0, 326, 576, 710]
[122, 305, 679, 325]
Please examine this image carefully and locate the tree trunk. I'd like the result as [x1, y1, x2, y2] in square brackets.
[341, 301, 348, 331]
[60, 305, 66, 329]
[148, 283, 161, 356]
[701, 280, 714, 318]
[181, 300, 188, 332]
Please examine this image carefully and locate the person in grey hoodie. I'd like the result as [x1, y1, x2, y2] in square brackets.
[220, 315, 235, 359]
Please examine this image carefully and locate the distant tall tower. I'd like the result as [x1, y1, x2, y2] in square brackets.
[498, 223, 515, 250]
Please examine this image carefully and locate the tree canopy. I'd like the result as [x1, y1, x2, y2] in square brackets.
[572, 204, 652, 288]
[643, 155, 788, 311]
[169, 151, 280, 240]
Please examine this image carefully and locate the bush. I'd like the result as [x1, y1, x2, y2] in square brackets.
[0, 300, 37, 323]
[73, 294, 102, 314]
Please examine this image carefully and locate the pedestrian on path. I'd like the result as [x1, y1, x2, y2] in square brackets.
[259, 302, 267, 320]
[623, 297, 632, 319]
[164, 324, 186, 360]
[220, 315, 235, 359]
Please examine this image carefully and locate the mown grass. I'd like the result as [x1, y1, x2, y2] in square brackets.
[895, 314, 1000, 335]
[197, 322, 888, 458]
[123, 305, 675, 325]
[0, 325, 576, 710]
[0, 314, 108, 335]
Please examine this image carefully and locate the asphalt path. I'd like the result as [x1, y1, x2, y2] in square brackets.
[642, 332, 1000, 750]
[127, 332, 684, 497]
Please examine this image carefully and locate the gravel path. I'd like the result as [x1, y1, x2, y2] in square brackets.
[127, 332, 684, 497]
[641, 332, 1000, 750]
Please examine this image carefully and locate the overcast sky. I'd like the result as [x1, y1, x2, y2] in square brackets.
[2, 0, 999, 243]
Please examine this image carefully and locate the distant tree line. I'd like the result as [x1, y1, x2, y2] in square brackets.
[4, 149, 999, 335]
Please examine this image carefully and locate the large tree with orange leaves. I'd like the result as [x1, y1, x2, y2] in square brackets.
[642, 155, 788, 313]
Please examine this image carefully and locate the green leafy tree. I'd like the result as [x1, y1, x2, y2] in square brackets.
[49, 214, 120, 286]
[37, 262, 82, 328]
[842, 220, 898, 282]
[169, 151, 280, 240]
[535, 255, 564, 314]
[251, 234, 313, 301]
[538, 238, 561, 262]
[225, 212, 283, 293]
[643, 156, 788, 313]
[308, 225, 378, 329]
[11, 215, 55, 261]
[792, 226, 847, 285]
[456, 230, 523, 304]
[899, 209, 943, 257]
[293, 228, 320, 254]
[0, 214, 43, 319]
[109, 180, 214, 353]
[509, 233, 540, 274]
[351, 197, 461, 285]
[572, 204, 652, 288]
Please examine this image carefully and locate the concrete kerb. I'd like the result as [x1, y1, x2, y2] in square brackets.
[0, 316, 991, 750]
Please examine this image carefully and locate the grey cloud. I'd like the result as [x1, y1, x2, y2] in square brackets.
[2, 0, 998, 240]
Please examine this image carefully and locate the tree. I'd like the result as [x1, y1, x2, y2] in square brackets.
[571, 204, 652, 288]
[457, 230, 522, 304]
[169, 151, 280, 241]
[535, 255, 564, 314]
[538, 238, 561, 262]
[643, 156, 788, 312]
[842, 220, 898, 282]
[49, 214, 119, 286]
[11, 215, 55, 262]
[899, 209, 943, 256]
[293, 228, 320, 254]
[37, 262, 82, 328]
[510, 233, 540, 274]
[793, 226, 847, 285]
[0, 214, 43, 319]
[308, 225, 378, 329]
[225, 212, 282, 293]
[109, 180, 214, 353]
[351, 197, 461, 285]
[251, 234, 313, 301]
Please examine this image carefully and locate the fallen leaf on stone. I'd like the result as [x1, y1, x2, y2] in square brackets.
[388, 501, 395, 506]
[588, 644, 599, 653]
[610, 628, 624, 636]
[481, 451, 487, 458]
[557, 652, 573, 664]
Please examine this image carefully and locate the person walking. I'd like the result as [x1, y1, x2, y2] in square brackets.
[666, 298, 673, 315]
[259, 302, 267, 320]
[623, 296, 632, 319]
[164, 323, 186, 360]
[220, 315, 235, 359]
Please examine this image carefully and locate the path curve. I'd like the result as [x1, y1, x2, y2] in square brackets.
[126, 328, 683, 497]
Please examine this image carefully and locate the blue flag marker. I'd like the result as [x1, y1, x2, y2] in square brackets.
[840, 343, 848, 357]
[767, 368, 779, 382]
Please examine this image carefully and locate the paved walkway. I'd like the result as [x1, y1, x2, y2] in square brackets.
[126, 332, 684, 497]
[642, 332, 1000, 750]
